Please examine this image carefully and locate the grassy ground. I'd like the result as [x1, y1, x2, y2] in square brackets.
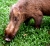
[0, 0, 50, 46]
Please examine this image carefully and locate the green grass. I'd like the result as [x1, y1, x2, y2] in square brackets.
[0, 0, 50, 46]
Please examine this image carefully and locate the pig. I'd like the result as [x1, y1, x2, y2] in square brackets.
[5, 0, 50, 41]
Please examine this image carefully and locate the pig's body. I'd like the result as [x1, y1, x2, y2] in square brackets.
[5, 0, 50, 41]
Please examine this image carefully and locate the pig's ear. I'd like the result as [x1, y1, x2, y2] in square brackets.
[19, 6, 24, 11]
[13, 7, 18, 16]
[19, 6, 23, 9]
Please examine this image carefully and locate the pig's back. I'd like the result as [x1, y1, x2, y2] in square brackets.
[40, 0, 50, 15]
[13, 0, 50, 15]
[27, 0, 50, 15]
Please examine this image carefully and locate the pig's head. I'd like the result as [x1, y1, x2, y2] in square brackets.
[5, 7, 24, 41]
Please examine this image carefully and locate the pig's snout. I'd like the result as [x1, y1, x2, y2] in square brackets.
[5, 29, 15, 41]
[5, 32, 14, 42]
[5, 22, 15, 41]
[5, 29, 14, 42]
[5, 37, 11, 42]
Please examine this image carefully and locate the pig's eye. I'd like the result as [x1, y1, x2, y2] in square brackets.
[14, 17, 17, 21]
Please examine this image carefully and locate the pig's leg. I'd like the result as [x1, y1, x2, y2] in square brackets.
[33, 11, 43, 28]
[34, 17, 42, 28]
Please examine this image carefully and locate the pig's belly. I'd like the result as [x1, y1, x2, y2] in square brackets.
[42, 9, 50, 15]
[43, 11, 50, 15]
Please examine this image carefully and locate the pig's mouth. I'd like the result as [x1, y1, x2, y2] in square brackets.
[5, 33, 14, 42]
[5, 38, 11, 42]
[5, 33, 15, 42]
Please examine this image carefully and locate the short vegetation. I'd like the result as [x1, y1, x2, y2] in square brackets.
[0, 0, 50, 46]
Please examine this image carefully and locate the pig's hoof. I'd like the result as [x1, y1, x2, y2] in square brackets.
[5, 38, 11, 42]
